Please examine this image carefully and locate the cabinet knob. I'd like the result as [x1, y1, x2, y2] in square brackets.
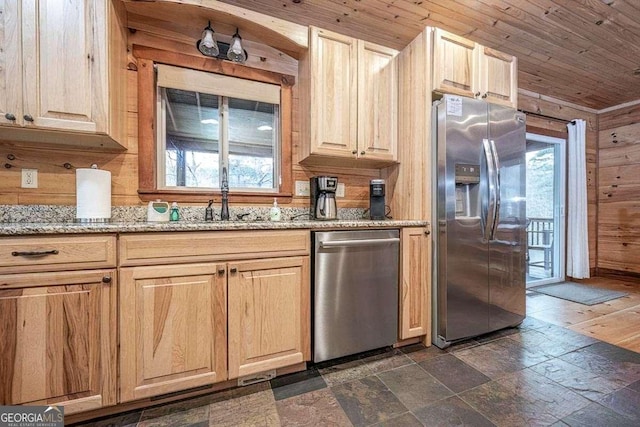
[352, 150, 357, 155]
[360, 151, 365, 155]
[23, 114, 34, 122]
[230, 267, 238, 273]
[424, 229, 431, 236]
[102, 275, 112, 284]
[481, 93, 488, 99]
[218, 268, 225, 275]
[475, 92, 481, 97]
[5, 113, 16, 121]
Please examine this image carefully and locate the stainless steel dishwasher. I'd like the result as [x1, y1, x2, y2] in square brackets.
[313, 229, 399, 363]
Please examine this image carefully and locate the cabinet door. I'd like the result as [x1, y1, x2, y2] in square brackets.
[228, 257, 310, 379]
[119, 263, 227, 402]
[432, 28, 477, 98]
[309, 27, 358, 157]
[0, 269, 116, 414]
[478, 46, 518, 108]
[399, 228, 431, 341]
[22, 0, 107, 132]
[358, 41, 398, 162]
[0, 0, 23, 126]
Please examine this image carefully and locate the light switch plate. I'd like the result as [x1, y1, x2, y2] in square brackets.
[295, 180, 310, 196]
[21, 169, 38, 188]
[336, 183, 345, 198]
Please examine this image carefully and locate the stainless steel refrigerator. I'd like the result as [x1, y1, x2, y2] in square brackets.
[432, 94, 526, 349]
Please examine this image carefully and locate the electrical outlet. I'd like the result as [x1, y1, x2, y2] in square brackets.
[21, 168, 38, 188]
[295, 180, 310, 196]
[336, 183, 345, 198]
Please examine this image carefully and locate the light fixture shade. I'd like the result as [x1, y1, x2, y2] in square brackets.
[197, 22, 219, 57]
[227, 29, 247, 63]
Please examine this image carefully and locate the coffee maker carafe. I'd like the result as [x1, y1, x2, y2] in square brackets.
[310, 176, 338, 220]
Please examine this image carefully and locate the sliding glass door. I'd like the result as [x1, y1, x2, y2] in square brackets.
[525, 133, 566, 287]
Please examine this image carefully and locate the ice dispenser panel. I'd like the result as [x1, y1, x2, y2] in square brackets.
[455, 163, 480, 218]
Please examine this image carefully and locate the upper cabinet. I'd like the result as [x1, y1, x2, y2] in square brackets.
[432, 28, 518, 108]
[477, 46, 518, 107]
[298, 27, 398, 167]
[0, 0, 127, 150]
[432, 28, 477, 99]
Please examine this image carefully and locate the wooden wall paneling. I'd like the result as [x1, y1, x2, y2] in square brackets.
[127, 29, 298, 77]
[596, 108, 640, 274]
[599, 104, 640, 130]
[292, 164, 380, 209]
[121, 0, 309, 56]
[0, 144, 140, 205]
[137, 57, 155, 193]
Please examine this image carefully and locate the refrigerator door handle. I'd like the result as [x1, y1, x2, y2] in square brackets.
[482, 138, 497, 241]
[489, 139, 501, 240]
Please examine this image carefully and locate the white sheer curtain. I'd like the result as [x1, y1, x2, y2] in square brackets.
[566, 119, 590, 278]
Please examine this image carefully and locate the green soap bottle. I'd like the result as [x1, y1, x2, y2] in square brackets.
[170, 202, 180, 221]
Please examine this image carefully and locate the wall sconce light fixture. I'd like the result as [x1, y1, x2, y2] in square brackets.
[196, 21, 220, 57]
[227, 28, 247, 63]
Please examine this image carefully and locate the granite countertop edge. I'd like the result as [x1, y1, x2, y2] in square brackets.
[0, 220, 429, 235]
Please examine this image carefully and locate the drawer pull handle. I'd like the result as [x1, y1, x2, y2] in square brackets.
[12, 249, 59, 257]
[102, 276, 112, 284]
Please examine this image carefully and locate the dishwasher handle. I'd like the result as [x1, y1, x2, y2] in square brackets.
[319, 237, 400, 248]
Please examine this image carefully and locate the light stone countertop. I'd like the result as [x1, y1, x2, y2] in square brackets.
[0, 219, 429, 236]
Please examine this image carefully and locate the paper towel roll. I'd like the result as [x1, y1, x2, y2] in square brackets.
[76, 166, 112, 221]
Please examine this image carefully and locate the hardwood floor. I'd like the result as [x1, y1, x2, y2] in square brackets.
[527, 277, 640, 353]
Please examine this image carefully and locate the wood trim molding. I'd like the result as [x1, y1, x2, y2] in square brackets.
[133, 45, 294, 202]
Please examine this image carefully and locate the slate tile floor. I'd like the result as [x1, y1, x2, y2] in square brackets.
[73, 317, 640, 427]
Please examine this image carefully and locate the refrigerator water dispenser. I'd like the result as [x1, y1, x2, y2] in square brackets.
[454, 163, 480, 218]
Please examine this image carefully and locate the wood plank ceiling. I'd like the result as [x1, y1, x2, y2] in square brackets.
[217, 0, 640, 110]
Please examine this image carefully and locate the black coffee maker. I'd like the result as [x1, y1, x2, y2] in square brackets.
[310, 176, 338, 220]
[369, 179, 386, 220]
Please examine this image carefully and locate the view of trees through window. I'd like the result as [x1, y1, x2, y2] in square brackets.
[526, 146, 555, 219]
[159, 86, 278, 191]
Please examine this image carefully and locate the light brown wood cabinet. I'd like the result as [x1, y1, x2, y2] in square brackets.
[0, 236, 117, 414]
[399, 227, 431, 342]
[298, 26, 398, 167]
[118, 231, 310, 400]
[119, 263, 227, 402]
[228, 257, 310, 378]
[432, 28, 517, 108]
[0, 0, 127, 149]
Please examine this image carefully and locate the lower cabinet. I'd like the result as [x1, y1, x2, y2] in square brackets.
[119, 263, 227, 402]
[119, 255, 310, 401]
[0, 269, 117, 414]
[228, 257, 310, 378]
[399, 227, 431, 342]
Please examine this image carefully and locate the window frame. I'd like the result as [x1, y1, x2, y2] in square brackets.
[134, 45, 294, 203]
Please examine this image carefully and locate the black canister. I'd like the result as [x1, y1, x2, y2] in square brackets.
[369, 179, 386, 220]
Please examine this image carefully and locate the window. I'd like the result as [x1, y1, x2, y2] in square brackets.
[157, 65, 279, 192]
[134, 46, 293, 202]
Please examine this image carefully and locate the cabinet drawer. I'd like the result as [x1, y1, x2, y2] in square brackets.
[0, 235, 116, 274]
[120, 230, 310, 266]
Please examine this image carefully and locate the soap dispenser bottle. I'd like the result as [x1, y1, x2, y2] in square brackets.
[170, 202, 180, 221]
[270, 198, 281, 221]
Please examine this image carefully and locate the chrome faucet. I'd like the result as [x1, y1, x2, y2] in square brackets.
[220, 167, 230, 221]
